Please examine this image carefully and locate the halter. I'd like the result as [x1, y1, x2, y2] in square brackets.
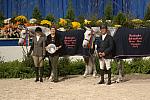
[85, 30, 96, 57]
[87, 30, 95, 49]
[24, 31, 30, 46]
[84, 38, 90, 42]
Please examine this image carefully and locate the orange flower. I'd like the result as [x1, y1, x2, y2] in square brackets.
[24, 23, 31, 27]
[59, 18, 67, 26]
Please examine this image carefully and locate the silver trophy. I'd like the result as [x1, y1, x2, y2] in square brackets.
[46, 44, 57, 54]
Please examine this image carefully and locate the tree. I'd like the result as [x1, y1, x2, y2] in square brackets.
[65, 0, 75, 21]
[104, 2, 113, 20]
[0, 11, 5, 27]
[144, 3, 150, 20]
[32, 6, 42, 20]
[45, 13, 55, 22]
[0, 11, 5, 21]
[113, 12, 126, 25]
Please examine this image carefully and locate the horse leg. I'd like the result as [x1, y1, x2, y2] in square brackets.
[91, 56, 97, 77]
[116, 59, 124, 83]
[88, 57, 93, 74]
[83, 57, 89, 77]
[87, 56, 97, 77]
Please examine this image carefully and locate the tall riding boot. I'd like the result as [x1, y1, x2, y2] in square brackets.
[35, 67, 39, 82]
[98, 69, 104, 84]
[106, 68, 111, 85]
[39, 67, 44, 82]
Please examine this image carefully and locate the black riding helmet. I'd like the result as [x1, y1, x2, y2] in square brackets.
[100, 24, 108, 29]
[35, 27, 42, 32]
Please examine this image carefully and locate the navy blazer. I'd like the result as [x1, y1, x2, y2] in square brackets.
[95, 34, 114, 59]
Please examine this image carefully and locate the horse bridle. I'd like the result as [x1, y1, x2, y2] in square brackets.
[84, 38, 90, 42]
[85, 31, 96, 56]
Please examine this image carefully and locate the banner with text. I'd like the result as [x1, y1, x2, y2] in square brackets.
[58, 30, 86, 56]
[114, 27, 150, 58]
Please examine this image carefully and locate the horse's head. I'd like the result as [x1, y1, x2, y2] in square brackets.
[82, 28, 95, 48]
[18, 26, 50, 46]
[18, 30, 27, 46]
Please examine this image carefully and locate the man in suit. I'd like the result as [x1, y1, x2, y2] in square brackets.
[96, 24, 114, 85]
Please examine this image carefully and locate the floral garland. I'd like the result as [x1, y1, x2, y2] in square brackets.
[40, 20, 52, 27]
[15, 15, 27, 24]
[71, 21, 81, 29]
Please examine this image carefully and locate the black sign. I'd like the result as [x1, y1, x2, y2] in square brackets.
[114, 27, 150, 58]
[58, 30, 86, 56]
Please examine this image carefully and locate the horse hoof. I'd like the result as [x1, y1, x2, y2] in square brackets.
[115, 79, 123, 83]
[92, 73, 97, 77]
[83, 74, 87, 78]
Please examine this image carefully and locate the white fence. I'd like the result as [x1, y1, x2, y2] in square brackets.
[0, 46, 84, 62]
[0, 46, 29, 62]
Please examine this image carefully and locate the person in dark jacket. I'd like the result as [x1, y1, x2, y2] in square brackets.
[27, 27, 46, 82]
[45, 26, 62, 82]
[96, 24, 114, 85]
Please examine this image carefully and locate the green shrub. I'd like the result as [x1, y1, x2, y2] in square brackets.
[32, 6, 42, 20]
[58, 57, 85, 76]
[0, 57, 150, 79]
[111, 58, 150, 74]
[113, 12, 127, 25]
[0, 11, 5, 27]
[0, 60, 34, 78]
[143, 20, 150, 28]
[45, 13, 56, 22]
[111, 60, 118, 75]
[104, 2, 113, 20]
[65, 0, 75, 21]
[77, 15, 85, 29]
[144, 3, 150, 20]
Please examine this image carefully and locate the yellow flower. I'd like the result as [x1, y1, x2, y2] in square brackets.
[84, 19, 91, 25]
[131, 19, 143, 24]
[40, 20, 52, 26]
[96, 19, 103, 23]
[96, 20, 103, 26]
[72, 21, 81, 29]
[59, 18, 67, 26]
[114, 24, 122, 28]
[15, 15, 27, 23]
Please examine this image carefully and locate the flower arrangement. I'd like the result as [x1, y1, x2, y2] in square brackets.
[130, 19, 143, 28]
[95, 19, 103, 26]
[131, 19, 143, 24]
[29, 18, 37, 24]
[71, 21, 81, 29]
[15, 15, 27, 24]
[84, 19, 102, 27]
[24, 23, 31, 27]
[58, 18, 67, 27]
[40, 20, 52, 27]
[3, 13, 150, 38]
[84, 19, 91, 25]
[114, 24, 122, 28]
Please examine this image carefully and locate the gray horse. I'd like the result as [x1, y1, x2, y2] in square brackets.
[82, 27, 98, 77]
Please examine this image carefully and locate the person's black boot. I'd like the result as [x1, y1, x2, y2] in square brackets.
[98, 69, 105, 84]
[106, 68, 111, 85]
[39, 67, 44, 82]
[35, 67, 39, 82]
